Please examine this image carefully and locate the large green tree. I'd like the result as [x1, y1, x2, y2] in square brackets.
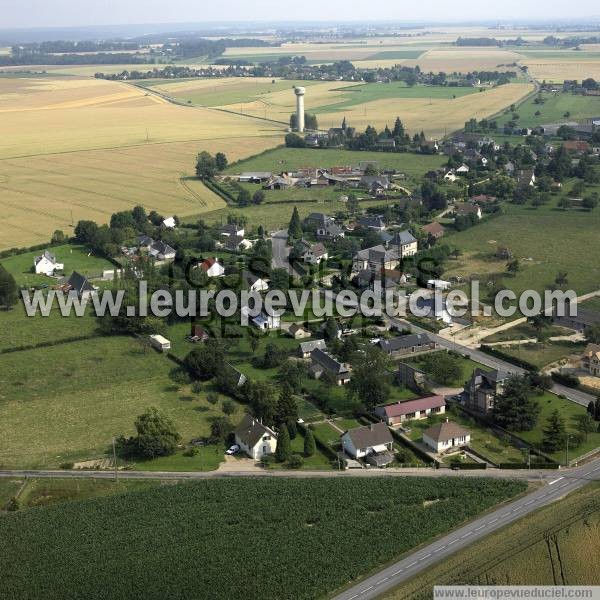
[133, 406, 181, 458]
[275, 426, 291, 462]
[542, 409, 567, 452]
[288, 206, 302, 239]
[184, 340, 225, 380]
[492, 375, 540, 432]
[0, 265, 18, 309]
[195, 151, 217, 179]
[303, 429, 316, 457]
[348, 345, 391, 410]
[276, 384, 298, 426]
[421, 352, 461, 385]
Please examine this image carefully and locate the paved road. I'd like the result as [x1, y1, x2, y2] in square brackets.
[333, 457, 600, 600]
[271, 229, 302, 277]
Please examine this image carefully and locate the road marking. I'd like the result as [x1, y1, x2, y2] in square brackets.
[489, 518, 498, 524]
[348, 596, 358, 600]
[423, 553, 432, 559]
[474, 525, 486, 531]
[447, 539, 458, 546]
[524, 500, 534, 506]
[391, 570, 404, 576]
[361, 586, 373, 594]
[549, 477, 564, 485]
[461, 532, 473, 538]
[375, 578, 388, 585]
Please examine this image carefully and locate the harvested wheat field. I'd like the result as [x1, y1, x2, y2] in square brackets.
[0, 76, 284, 248]
[522, 58, 600, 82]
[403, 48, 526, 72]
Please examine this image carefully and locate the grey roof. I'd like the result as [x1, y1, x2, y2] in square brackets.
[219, 223, 243, 234]
[300, 339, 327, 354]
[378, 333, 435, 353]
[472, 368, 510, 385]
[319, 223, 344, 236]
[151, 240, 176, 255]
[224, 235, 244, 251]
[358, 215, 386, 229]
[242, 270, 264, 286]
[239, 172, 272, 179]
[366, 451, 395, 466]
[305, 212, 333, 226]
[355, 269, 373, 285]
[355, 245, 399, 264]
[311, 348, 349, 375]
[360, 176, 389, 188]
[390, 230, 417, 246]
[35, 249, 57, 264]
[63, 271, 94, 295]
[138, 235, 154, 247]
[344, 422, 393, 450]
[235, 414, 276, 448]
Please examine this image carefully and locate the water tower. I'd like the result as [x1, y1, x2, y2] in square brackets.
[294, 86, 306, 132]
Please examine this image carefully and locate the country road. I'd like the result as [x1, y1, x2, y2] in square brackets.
[333, 456, 600, 600]
[271, 229, 303, 277]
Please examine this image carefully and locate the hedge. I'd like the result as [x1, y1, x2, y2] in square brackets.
[449, 462, 487, 470]
[0, 332, 105, 355]
[551, 371, 581, 388]
[299, 422, 339, 462]
[479, 344, 537, 371]
[498, 462, 560, 470]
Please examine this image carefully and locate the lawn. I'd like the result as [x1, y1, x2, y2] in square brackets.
[494, 340, 586, 369]
[0, 335, 244, 468]
[0, 243, 114, 286]
[0, 477, 527, 600]
[446, 180, 600, 297]
[515, 392, 600, 464]
[267, 430, 333, 470]
[406, 411, 527, 465]
[385, 482, 600, 598]
[482, 322, 572, 343]
[404, 353, 491, 388]
[225, 147, 447, 179]
[496, 90, 600, 130]
[317, 82, 479, 113]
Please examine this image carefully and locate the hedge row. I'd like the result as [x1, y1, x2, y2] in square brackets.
[551, 371, 581, 388]
[0, 332, 105, 355]
[479, 344, 538, 371]
[449, 462, 487, 470]
[299, 422, 339, 462]
[203, 178, 236, 204]
[0, 238, 69, 259]
[498, 462, 560, 470]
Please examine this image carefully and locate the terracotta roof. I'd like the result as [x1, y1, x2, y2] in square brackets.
[422, 222, 445, 236]
[380, 395, 445, 418]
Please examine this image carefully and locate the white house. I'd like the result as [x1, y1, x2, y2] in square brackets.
[341, 422, 394, 467]
[149, 240, 176, 261]
[197, 257, 225, 277]
[299, 339, 327, 359]
[427, 279, 452, 291]
[456, 164, 470, 175]
[251, 312, 281, 330]
[149, 334, 171, 352]
[234, 414, 278, 460]
[243, 271, 269, 292]
[444, 170, 457, 182]
[303, 242, 328, 265]
[162, 216, 176, 229]
[422, 420, 471, 453]
[34, 250, 64, 276]
[219, 223, 245, 238]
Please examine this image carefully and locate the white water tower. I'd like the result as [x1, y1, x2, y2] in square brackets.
[294, 86, 306, 132]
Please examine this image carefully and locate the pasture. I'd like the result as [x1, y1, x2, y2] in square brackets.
[387, 482, 600, 597]
[0, 477, 526, 600]
[445, 183, 600, 297]
[0, 335, 244, 468]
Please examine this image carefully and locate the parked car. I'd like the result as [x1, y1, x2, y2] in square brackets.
[225, 444, 240, 455]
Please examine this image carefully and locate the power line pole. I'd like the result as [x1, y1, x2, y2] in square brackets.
[112, 437, 118, 482]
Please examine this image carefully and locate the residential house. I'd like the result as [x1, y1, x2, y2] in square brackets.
[302, 242, 328, 265]
[377, 333, 439, 357]
[288, 323, 311, 339]
[563, 140, 591, 154]
[422, 221, 446, 240]
[582, 343, 600, 376]
[374, 395, 446, 426]
[34, 250, 64, 276]
[354, 269, 374, 289]
[196, 257, 225, 278]
[388, 230, 418, 257]
[376, 139, 396, 150]
[222, 235, 247, 252]
[372, 268, 409, 293]
[304, 212, 333, 230]
[423, 420, 471, 453]
[341, 422, 394, 467]
[242, 271, 269, 292]
[358, 215, 386, 231]
[465, 368, 510, 414]
[162, 216, 176, 229]
[149, 240, 176, 261]
[455, 203, 482, 220]
[456, 164, 470, 175]
[317, 222, 345, 241]
[444, 170, 458, 182]
[57, 271, 96, 299]
[427, 279, 452, 290]
[137, 235, 154, 250]
[352, 245, 399, 274]
[299, 339, 327, 359]
[234, 414, 278, 460]
[516, 169, 536, 187]
[310, 348, 351, 385]
[471, 194, 497, 205]
[251, 312, 281, 330]
[219, 223, 245, 238]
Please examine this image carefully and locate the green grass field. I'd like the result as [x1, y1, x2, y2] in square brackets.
[0, 477, 527, 600]
[446, 180, 600, 296]
[493, 341, 586, 369]
[405, 353, 491, 388]
[497, 91, 600, 129]
[482, 323, 572, 343]
[318, 82, 479, 113]
[0, 243, 114, 287]
[385, 482, 600, 598]
[0, 335, 243, 468]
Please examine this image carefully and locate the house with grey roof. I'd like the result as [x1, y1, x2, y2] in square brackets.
[377, 333, 438, 357]
[238, 172, 272, 183]
[316, 222, 345, 241]
[149, 240, 176, 261]
[341, 422, 394, 467]
[465, 368, 510, 414]
[58, 271, 96, 299]
[423, 419, 471, 453]
[310, 348, 351, 385]
[352, 245, 399, 274]
[299, 339, 327, 358]
[234, 414, 277, 460]
[388, 230, 418, 257]
[357, 214, 386, 231]
[34, 250, 64, 276]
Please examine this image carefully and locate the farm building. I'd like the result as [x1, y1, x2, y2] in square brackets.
[149, 334, 171, 352]
[299, 339, 327, 359]
[310, 348, 351, 385]
[288, 323, 311, 339]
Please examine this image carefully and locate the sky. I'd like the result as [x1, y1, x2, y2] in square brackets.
[1, 0, 599, 30]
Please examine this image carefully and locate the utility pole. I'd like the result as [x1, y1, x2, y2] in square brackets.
[565, 434, 572, 467]
[112, 437, 118, 482]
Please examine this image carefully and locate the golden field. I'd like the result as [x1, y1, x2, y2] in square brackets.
[221, 80, 534, 138]
[523, 59, 600, 83]
[0, 76, 284, 248]
[403, 48, 526, 72]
